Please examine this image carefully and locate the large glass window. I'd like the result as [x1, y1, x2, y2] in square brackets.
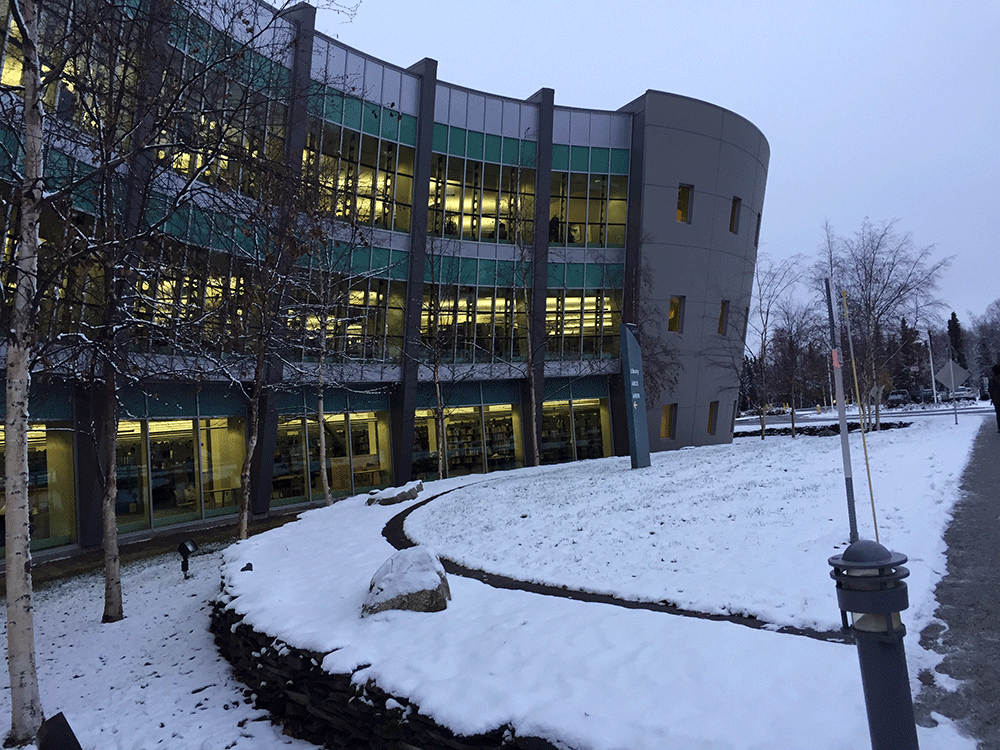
[445, 406, 485, 477]
[540, 401, 574, 465]
[483, 404, 522, 472]
[307, 413, 351, 500]
[412, 409, 442, 482]
[677, 184, 693, 223]
[668, 296, 685, 333]
[200, 417, 245, 517]
[350, 411, 391, 490]
[272, 417, 308, 506]
[117, 420, 151, 533]
[0, 423, 77, 550]
[149, 420, 199, 526]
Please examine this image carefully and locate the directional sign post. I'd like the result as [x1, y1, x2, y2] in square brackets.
[620, 324, 650, 469]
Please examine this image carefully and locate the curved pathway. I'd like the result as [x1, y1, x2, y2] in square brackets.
[382, 489, 849, 644]
[915, 418, 1000, 748]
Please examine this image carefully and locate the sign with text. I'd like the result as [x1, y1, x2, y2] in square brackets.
[620, 324, 650, 469]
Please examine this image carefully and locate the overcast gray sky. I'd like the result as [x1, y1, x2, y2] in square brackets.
[317, 1, 999, 327]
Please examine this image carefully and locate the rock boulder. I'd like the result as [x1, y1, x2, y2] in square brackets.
[362, 546, 450, 617]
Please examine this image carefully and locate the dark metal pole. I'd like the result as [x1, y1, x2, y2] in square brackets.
[824, 278, 859, 543]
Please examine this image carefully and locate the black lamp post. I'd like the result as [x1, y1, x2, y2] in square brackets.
[178, 539, 198, 579]
[829, 539, 919, 750]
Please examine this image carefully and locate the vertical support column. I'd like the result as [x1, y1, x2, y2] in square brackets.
[523, 87, 554, 465]
[611, 97, 646, 455]
[391, 58, 438, 485]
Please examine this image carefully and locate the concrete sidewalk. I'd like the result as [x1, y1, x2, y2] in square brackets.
[916, 417, 1000, 749]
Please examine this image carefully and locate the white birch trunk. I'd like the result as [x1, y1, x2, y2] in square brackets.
[5, 0, 45, 739]
[101, 360, 124, 622]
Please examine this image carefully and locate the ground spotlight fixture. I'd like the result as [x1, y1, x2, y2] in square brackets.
[829, 539, 918, 750]
[178, 539, 198, 579]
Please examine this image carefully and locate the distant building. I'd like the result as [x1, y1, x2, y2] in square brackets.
[0, 0, 768, 554]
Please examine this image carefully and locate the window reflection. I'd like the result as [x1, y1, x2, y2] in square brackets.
[0, 423, 78, 550]
[149, 420, 199, 526]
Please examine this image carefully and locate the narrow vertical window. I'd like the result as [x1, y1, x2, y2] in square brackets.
[754, 212, 762, 247]
[676, 184, 692, 223]
[660, 403, 678, 439]
[718, 300, 730, 335]
[707, 400, 719, 435]
[731, 400, 738, 433]
[729, 197, 741, 234]
[668, 295, 685, 333]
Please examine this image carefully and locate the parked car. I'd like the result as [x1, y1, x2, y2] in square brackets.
[920, 388, 937, 404]
[886, 390, 910, 407]
[941, 386, 977, 402]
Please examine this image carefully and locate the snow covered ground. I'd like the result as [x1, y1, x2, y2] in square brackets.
[2, 410, 987, 749]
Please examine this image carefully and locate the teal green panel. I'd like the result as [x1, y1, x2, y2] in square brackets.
[307, 84, 324, 116]
[496, 260, 515, 287]
[326, 89, 344, 123]
[569, 375, 610, 400]
[370, 246, 391, 273]
[439, 255, 460, 284]
[543, 377, 574, 401]
[362, 103, 380, 135]
[348, 389, 389, 412]
[590, 147, 610, 173]
[610, 148, 630, 174]
[565, 262, 585, 288]
[520, 140, 537, 167]
[188, 206, 212, 247]
[389, 250, 409, 280]
[501, 137, 519, 165]
[343, 96, 363, 130]
[570, 146, 589, 172]
[547, 262, 565, 288]
[275, 389, 307, 414]
[322, 387, 349, 413]
[551, 143, 569, 171]
[29, 382, 73, 421]
[117, 386, 148, 419]
[465, 130, 484, 160]
[45, 149, 72, 190]
[480, 379, 521, 405]
[484, 134, 502, 162]
[164, 206, 190, 239]
[449, 126, 466, 157]
[432, 123, 448, 153]
[478, 258, 496, 286]
[399, 114, 417, 146]
[352, 247, 371, 274]
[584, 263, 604, 289]
[380, 108, 400, 140]
[147, 385, 198, 418]
[197, 384, 246, 417]
[606, 264, 625, 288]
[209, 213, 235, 251]
[459, 257, 478, 285]
[514, 260, 531, 287]
[436, 381, 482, 407]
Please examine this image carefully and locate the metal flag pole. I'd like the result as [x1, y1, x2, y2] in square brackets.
[824, 279, 859, 544]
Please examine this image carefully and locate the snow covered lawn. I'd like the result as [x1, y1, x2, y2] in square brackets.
[1, 412, 984, 749]
[218, 413, 982, 750]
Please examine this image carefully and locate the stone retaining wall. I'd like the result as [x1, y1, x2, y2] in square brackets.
[210, 601, 559, 750]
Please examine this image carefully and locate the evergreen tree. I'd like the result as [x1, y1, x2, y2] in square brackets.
[947, 311, 969, 370]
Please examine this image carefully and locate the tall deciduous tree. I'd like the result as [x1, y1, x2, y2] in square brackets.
[820, 219, 949, 428]
[3, 0, 46, 740]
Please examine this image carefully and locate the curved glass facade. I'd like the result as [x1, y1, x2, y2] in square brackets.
[0, 0, 767, 552]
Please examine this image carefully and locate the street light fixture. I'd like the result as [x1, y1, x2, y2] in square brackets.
[178, 539, 198, 579]
[829, 539, 918, 750]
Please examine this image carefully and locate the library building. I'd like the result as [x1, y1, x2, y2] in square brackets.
[0, 0, 769, 554]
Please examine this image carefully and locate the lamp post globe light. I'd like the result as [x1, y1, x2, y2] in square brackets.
[829, 539, 919, 750]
